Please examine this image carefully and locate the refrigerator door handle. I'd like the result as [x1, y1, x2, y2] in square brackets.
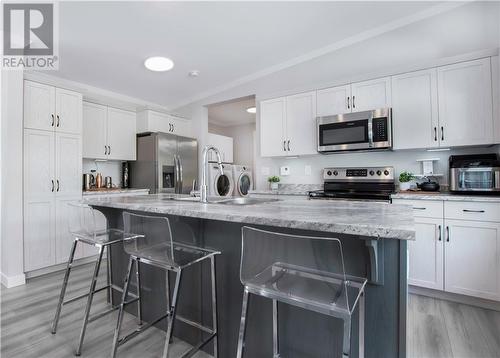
[174, 155, 180, 194]
[178, 155, 184, 194]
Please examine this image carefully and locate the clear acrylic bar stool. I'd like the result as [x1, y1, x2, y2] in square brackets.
[51, 202, 141, 356]
[236, 227, 367, 358]
[111, 212, 220, 358]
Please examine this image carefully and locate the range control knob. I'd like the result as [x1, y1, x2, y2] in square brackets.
[376, 170, 382, 176]
[333, 170, 338, 176]
[369, 170, 375, 176]
[327, 170, 332, 176]
[384, 170, 390, 176]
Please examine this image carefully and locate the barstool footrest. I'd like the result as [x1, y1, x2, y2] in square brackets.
[176, 314, 215, 335]
[180, 333, 216, 358]
[63, 285, 139, 306]
[117, 312, 170, 347]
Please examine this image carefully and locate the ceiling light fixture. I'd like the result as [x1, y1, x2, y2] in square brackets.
[246, 107, 256, 114]
[144, 56, 174, 72]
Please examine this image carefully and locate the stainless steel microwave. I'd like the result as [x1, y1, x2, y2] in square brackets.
[317, 108, 392, 153]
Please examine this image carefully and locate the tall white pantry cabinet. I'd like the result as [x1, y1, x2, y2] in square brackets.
[23, 80, 85, 272]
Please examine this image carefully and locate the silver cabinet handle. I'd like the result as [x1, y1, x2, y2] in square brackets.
[463, 209, 485, 213]
[352, 95, 355, 109]
[169, 123, 172, 132]
[412, 207, 426, 210]
[283, 140, 286, 151]
[434, 127, 437, 141]
[438, 225, 442, 241]
[56, 179, 60, 192]
[108, 146, 111, 155]
[287, 140, 290, 151]
[172, 124, 174, 132]
[104, 146, 107, 155]
[51, 114, 55, 127]
[446, 226, 450, 242]
[347, 97, 350, 109]
[51, 180, 54, 192]
[56, 115, 60, 127]
[441, 126, 444, 141]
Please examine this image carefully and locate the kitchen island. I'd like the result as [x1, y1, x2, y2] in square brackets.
[85, 194, 415, 358]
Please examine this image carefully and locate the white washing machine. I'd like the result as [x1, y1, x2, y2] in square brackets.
[232, 165, 253, 197]
[208, 162, 234, 197]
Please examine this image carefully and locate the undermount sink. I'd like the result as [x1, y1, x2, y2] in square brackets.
[215, 197, 279, 205]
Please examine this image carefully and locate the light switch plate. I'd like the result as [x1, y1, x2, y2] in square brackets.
[261, 167, 270, 176]
[280, 166, 290, 176]
[305, 165, 312, 176]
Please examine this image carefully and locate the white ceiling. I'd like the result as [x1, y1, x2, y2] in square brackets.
[54, 2, 443, 110]
[208, 96, 256, 127]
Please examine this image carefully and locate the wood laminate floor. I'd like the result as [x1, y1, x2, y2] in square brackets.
[1, 263, 499, 358]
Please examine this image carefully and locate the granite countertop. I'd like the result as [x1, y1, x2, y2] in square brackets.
[391, 191, 500, 203]
[85, 194, 415, 240]
[83, 188, 150, 196]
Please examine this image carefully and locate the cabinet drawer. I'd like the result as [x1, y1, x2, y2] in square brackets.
[392, 199, 443, 218]
[445, 201, 500, 222]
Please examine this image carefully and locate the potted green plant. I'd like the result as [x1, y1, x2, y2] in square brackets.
[268, 176, 280, 190]
[399, 171, 414, 191]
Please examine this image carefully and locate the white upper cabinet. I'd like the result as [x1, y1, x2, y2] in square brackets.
[24, 81, 56, 131]
[137, 110, 192, 138]
[316, 85, 351, 117]
[82, 102, 107, 159]
[107, 107, 137, 161]
[392, 69, 439, 150]
[207, 133, 234, 163]
[350, 77, 392, 112]
[286, 91, 317, 156]
[82, 102, 136, 161]
[437, 58, 493, 147]
[55, 88, 82, 134]
[55, 133, 82, 197]
[492, 56, 500, 143]
[24, 129, 56, 199]
[260, 97, 286, 157]
[24, 81, 82, 134]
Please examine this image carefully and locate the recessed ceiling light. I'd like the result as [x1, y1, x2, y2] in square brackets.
[144, 57, 174, 72]
[188, 70, 200, 77]
[246, 107, 256, 114]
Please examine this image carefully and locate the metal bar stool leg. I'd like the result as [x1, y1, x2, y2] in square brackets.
[136, 259, 143, 325]
[76, 246, 105, 356]
[51, 239, 78, 334]
[210, 256, 219, 358]
[111, 256, 135, 358]
[342, 317, 352, 358]
[162, 269, 183, 358]
[236, 288, 250, 358]
[107, 244, 113, 305]
[273, 299, 280, 358]
[359, 292, 365, 358]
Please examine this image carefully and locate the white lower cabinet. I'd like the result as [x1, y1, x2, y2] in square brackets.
[394, 198, 500, 301]
[444, 220, 500, 301]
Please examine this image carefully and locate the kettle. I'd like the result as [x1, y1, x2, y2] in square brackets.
[417, 179, 440, 192]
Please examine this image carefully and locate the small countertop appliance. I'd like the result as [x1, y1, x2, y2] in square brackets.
[449, 154, 500, 194]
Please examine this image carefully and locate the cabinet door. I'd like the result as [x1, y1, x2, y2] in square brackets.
[169, 115, 192, 137]
[316, 85, 351, 116]
[55, 133, 82, 197]
[260, 97, 286, 157]
[55, 197, 84, 264]
[207, 133, 233, 162]
[24, 81, 55, 131]
[106, 107, 137, 161]
[24, 129, 55, 198]
[82, 102, 108, 159]
[286, 91, 317, 156]
[55, 88, 82, 135]
[445, 220, 500, 301]
[408, 217, 444, 290]
[24, 197, 56, 271]
[351, 77, 392, 112]
[392, 69, 439, 150]
[437, 58, 493, 147]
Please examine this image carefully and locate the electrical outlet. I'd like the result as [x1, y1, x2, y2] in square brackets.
[280, 166, 290, 176]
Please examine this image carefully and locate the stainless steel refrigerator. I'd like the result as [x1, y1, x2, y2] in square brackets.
[129, 132, 198, 194]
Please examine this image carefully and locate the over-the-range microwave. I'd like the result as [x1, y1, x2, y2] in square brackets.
[316, 108, 392, 153]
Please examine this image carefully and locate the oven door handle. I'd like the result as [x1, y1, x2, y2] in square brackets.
[368, 118, 374, 148]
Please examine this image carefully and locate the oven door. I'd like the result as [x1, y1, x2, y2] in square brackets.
[450, 167, 500, 192]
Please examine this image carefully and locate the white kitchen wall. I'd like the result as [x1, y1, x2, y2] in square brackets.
[208, 122, 256, 167]
[83, 159, 122, 187]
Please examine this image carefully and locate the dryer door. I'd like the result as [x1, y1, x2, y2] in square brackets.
[237, 173, 252, 196]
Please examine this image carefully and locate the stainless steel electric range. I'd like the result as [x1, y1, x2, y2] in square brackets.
[308, 166, 395, 202]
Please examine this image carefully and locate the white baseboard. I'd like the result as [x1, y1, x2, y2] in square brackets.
[1, 272, 26, 288]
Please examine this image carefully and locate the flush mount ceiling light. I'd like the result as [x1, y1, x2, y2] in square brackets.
[144, 56, 174, 72]
[246, 107, 256, 114]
